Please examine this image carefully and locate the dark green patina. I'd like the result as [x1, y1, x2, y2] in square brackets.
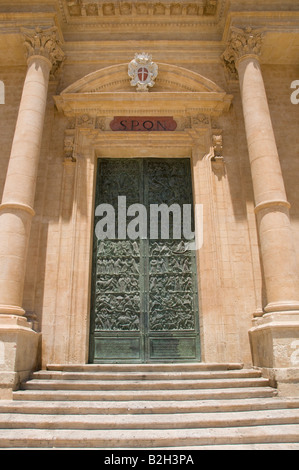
[89, 158, 201, 363]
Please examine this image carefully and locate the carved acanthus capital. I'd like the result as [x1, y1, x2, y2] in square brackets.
[222, 27, 264, 75]
[21, 26, 65, 76]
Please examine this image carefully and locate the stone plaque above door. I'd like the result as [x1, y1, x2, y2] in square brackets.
[110, 116, 177, 132]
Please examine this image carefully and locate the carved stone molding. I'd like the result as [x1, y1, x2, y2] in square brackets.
[65, 0, 218, 18]
[95, 117, 106, 130]
[222, 26, 265, 78]
[21, 26, 65, 77]
[76, 114, 95, 128]
[192, 113, 210, 128]
[211, 132, 225, 178]
[64, 132, 76, 162]
[63, 114, 97, 161]
[66, 117, 76, 129]
[204, 0, 218, 15]
[211, 133, 223, 161]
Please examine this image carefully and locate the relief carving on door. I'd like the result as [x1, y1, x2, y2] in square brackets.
[90, 158, 200, 363]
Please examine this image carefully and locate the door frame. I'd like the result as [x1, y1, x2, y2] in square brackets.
[58, 128, 212, 365]
[49, 65, 232, 366]
[43, 121, 225, 366]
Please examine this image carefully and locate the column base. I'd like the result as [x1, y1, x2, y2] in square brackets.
[258, 367, 299, 398]
[264, 301, 299, 313]
[0, 305, 25, 315]
[0, 315, 40, 399]
[249, 312, 299, 397]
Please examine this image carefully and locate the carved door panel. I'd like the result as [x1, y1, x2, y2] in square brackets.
[89, 158, 201, 363]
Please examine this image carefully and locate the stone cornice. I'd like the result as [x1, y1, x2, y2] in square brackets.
[54, 91, 232, 119]
[1, 4, 299, 67]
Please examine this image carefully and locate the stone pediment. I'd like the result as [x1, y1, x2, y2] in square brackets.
[55, 62, 232, 117]
[61, 62, 224, 94]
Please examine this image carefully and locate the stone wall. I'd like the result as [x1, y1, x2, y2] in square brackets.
[0, 58, 299, 368]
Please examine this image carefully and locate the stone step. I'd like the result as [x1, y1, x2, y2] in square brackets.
[46, 363, 243, 373]
[2, 397, 298, 415]
[1, 443, 299, 450]
[0, 398, 299, 415]
[13, 386, 277, 402]
[4, 397, 299, 415]
[176, 444, 299, 450]
[0, 409, 299, 430]
[3, 363, 298, 449]
[31, 369, 262, 382]
[21, 377, 270, 392]
[0, 425, 299, 448]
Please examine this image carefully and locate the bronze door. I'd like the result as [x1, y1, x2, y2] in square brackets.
[89, 158, 201, 363]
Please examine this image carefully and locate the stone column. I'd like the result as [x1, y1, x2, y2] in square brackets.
[223, 27, 299, 314]
[223, 27, 299, 395]
[0, 27, 64, 397]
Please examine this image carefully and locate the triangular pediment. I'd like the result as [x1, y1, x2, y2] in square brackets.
[61, 62, 225, 94]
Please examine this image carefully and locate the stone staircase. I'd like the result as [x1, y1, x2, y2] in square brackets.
[0, 363, 299, 449]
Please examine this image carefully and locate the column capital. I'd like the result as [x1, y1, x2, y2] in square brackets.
[222, 26, 265, 77]
[21, 26, 65, 77]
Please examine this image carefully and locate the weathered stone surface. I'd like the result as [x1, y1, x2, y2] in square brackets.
[0, 1, 299, 405]
[0, 364, 298, 449]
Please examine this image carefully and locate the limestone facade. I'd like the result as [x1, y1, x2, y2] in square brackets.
[0, 0, 299, 397]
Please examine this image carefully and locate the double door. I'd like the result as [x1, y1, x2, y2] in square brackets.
[89, 158, 200, 363]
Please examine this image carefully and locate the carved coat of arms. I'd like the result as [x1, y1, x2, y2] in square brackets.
[128, 53, 158, 92]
